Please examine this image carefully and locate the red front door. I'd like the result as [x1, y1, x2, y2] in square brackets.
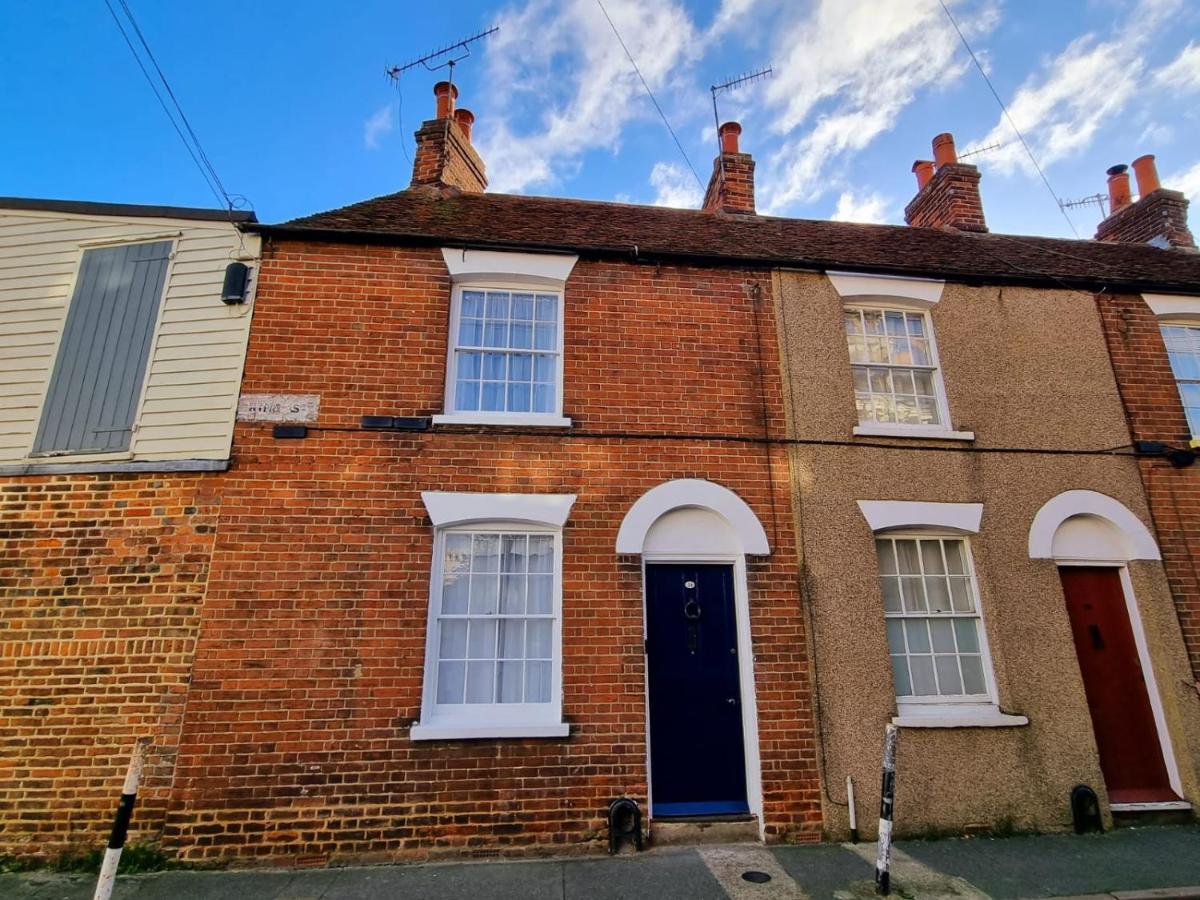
[1059, 566, 1177, 804]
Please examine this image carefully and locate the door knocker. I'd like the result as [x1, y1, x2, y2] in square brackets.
[684, 598, 702, 654]
[683, 599, 702, 621]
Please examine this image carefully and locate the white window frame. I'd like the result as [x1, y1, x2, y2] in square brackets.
[433, 248, 576, 428]
[1142, 294, 1200, 440]
[857, 498, 1025, 729]
[843, 301, 972, 441]
[1157, 319, 1200, 440]
[412, 491, 574, 740]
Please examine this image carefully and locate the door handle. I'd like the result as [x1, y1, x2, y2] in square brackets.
[727, 698, 737, 705]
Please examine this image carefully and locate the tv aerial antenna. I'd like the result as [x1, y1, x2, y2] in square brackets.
[1059, 193, 1109, 218]
[958, 140, 1004, 161]
[710, 67, 772, 148]
[386, 25, 499, 91]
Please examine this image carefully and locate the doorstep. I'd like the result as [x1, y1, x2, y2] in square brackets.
[651, 815, 761, 846]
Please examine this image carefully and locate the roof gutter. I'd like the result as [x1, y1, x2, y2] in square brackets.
[243, 222, 1200, 297]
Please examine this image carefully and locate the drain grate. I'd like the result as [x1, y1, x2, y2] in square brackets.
[742, 870, 772, 884]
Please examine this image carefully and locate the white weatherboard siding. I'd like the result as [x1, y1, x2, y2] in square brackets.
[0, 208, 259, 465]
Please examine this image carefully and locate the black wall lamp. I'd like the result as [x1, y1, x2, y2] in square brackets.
[221, 262, 251, 304]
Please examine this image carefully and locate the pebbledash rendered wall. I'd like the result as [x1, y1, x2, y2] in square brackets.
[160, 240, 822, 863]
[774, 270, 1200, 840]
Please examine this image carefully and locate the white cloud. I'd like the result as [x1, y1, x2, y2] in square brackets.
[1154, 42, 1200, 93]
[973, 0, 1182, 177]
[648, 161, 703, 208]
[363, 104, 394, 151]
[831, 190, 892, 224]
[477, 0, 701, 194]
[755, 0, 998, 213]
[1168, 160, 1200, 201]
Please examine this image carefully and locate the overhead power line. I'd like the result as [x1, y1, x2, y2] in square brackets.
[103, 0, 246, 214]
[595, 0, 704, 193]
[937, 0, 1079, 238]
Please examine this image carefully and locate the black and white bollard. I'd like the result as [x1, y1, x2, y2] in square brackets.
[874, 724, 899, 896]
[93, 738, 150, 900]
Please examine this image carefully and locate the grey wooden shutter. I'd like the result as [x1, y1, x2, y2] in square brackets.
[33, 240, 172, 454]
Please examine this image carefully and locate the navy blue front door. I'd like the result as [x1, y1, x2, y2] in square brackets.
[646, 563, 748, 817]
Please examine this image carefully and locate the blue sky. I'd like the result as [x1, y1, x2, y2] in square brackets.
[3, 0, 1199, 238]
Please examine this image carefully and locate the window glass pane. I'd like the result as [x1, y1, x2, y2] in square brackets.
[869, 368, 892, 392]
[437, 661, 466, 704]
[847, 337, 868, 363]
[533, 384, 555, 413]
[500, 574, 525, 614]
[880, 577, 902, 612]
[909, 656, 937, 695]
[535, 295, 557, 321]
[458, 351, 482, 380]
[960, 655, 986, 694]
[534, 355, 555, 382]
[527, 619, 553, 658]
[906, 315, 925, 337]
[465, 661, 495, 703]
[844, 311, 862, 335]
[510, 322, 533, 349]
[508, 383, 532, 412]
[498, 619, 525, 658]
[528, 536, 554, 572]
[481, 382, 505, 411]
[876, 539, 897, 574]
[885, 619, 906, 653]
[511, 293, 535, 320]
[885, 311, 906, 336]
[509, 353, 533, 382]
[929, 618, 955, 652]
[953, 618, 980, 652]
[904, 619, 931, 653]
[455, 380, 480, 411]
[497, 661, 524, 702]
[525, 661, 551, 702]
[527, 574, 553, 614]
[949, 577, 975, 612]
[891, 656, 912, 696]
[459, 319, 483, 346]
[895, 395, 920, 424]
[535, 322, 556, 350]
[901, 577, 927, 612]
[920, 540, 945, 574]
[472, 534, 499, 571]
[862, 310, 885, 334]
[461, 290, 485, 318]
[894, 540, 920, 574]
[468, 574, 499, 614]
[852, 367, 869, 392]
[467, 619, 497, 658]
[934, 655, 963, 695]
[442, 572, 469, 614]
[439, 620, 468, 658]
[484, 321, 508, 347]
[866, 337, 888, 363]
[913, 370, 934, 396]
[485, 292, 509, 320]
[917, 397, 940, 425]
[944, 541, 967, 574]
[482, 352, 507, 380]
[501, 534, 527, 571]
[909, 338, 931, 366]
[925, 577, 951, 613]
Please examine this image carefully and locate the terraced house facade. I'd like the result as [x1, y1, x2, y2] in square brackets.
[2, 83, 1200, 865]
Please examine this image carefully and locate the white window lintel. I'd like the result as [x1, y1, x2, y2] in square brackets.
[1142, 293, 1200, 320]
[421, 491, 576, 529]
[858, 500, 983, 534]
[441, 248, 578, 288]
[829, 270, 945, 306]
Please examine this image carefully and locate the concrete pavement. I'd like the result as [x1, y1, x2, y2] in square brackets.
[3, 825, 1198, 899]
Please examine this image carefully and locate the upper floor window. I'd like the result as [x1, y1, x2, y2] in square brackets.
[844, 307, 946, 428]
[1160, 322, 1200, 437]
[450, 287, 561, 416]
[434, 248, 576, 428]
[33, 239, 173, 456]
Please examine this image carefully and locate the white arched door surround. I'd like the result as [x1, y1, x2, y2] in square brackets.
[1029, 490, 1184, 805]
[616, 479, 769, 833]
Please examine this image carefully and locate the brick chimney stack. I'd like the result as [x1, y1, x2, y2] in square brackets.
[411, 81, 488, 194]
[1095, 154, 1194, 249]
[904, 133, 988, 233]
[702, 122, 756, 215]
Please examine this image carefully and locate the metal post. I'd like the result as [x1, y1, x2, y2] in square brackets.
[93, 738, 150, 900]
[847, 775, 859, 843]
[874, 724, 898, 896]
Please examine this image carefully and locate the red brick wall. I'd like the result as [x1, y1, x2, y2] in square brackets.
[163, 243, 821, 863]
[1096, 292, 1200, 678]
[0, 475, 219, 857]
[904, 163, 987, 233]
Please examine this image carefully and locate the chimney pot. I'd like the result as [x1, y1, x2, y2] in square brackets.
[454, 108, 475, 143]
[1106, 164, 1132, 213]
[1131, 154, 1161, 197]
[719, 121, 742, 155]
[932, 133, 958, 168]
[912, 160, 935, 191]
[434, 81, 459, 119]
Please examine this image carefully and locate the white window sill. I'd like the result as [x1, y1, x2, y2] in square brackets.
[892, 709, 1028, 729]
[432, 413, 572, 428]
[854, 424, 975, 441]
[410, 722, 570, 741]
